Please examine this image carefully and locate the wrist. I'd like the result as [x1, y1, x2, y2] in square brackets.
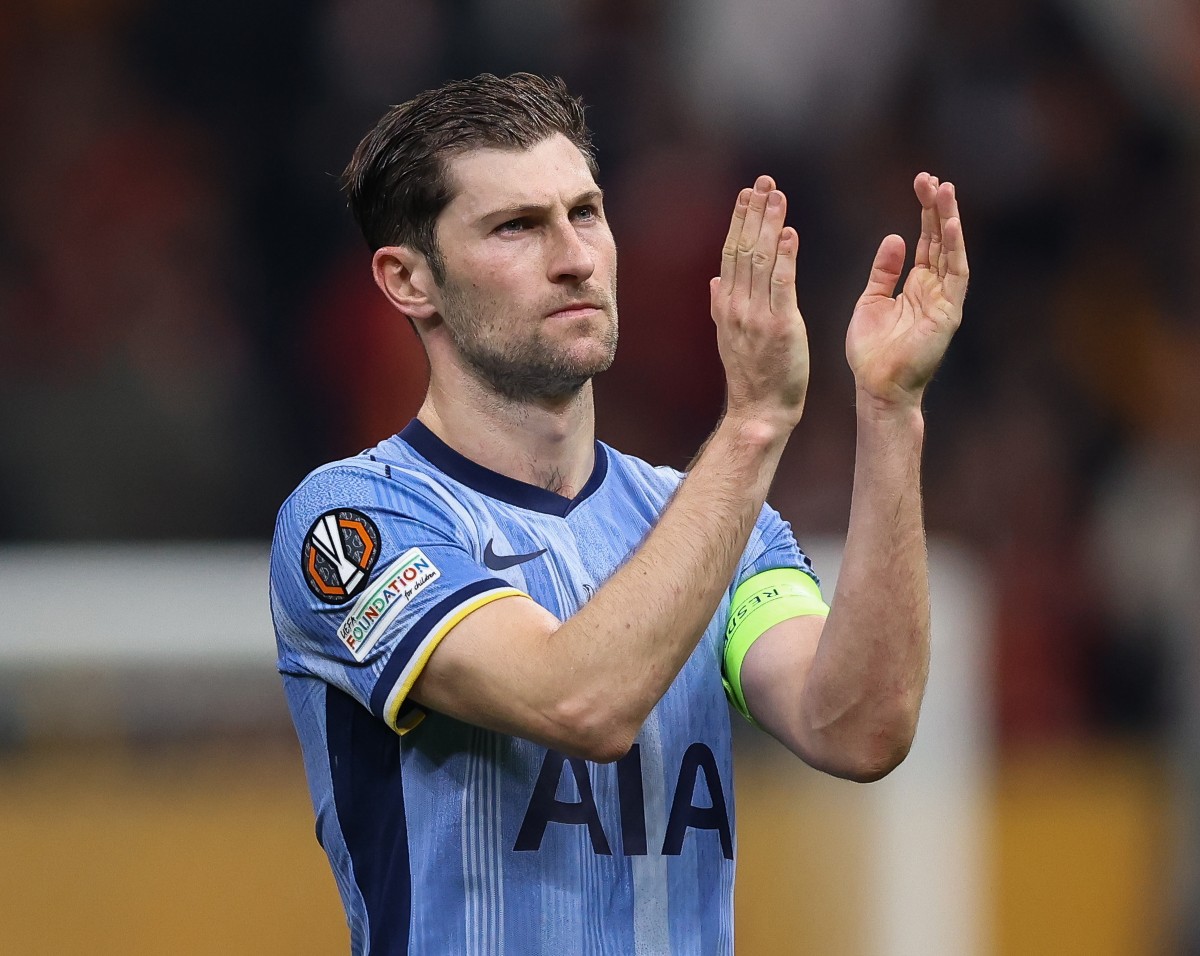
[854, 390, 926, 456]
[854, 386, 926, 429]
[718, 411, 794, 454]
[686, 413, 789, 485]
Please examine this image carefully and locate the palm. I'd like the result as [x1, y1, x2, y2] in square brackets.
[846, 174, 968, 408]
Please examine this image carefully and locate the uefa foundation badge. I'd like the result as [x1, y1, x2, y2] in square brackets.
[336, 547, 441, 660]
[302, 508, 382, 605]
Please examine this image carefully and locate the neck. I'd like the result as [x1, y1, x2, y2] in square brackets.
[417, 363, 597, 499]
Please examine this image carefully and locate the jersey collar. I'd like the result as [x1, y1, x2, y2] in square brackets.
[397, 419, 609, 518]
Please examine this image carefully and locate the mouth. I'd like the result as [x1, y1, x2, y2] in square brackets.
[547, 302, 603, 319]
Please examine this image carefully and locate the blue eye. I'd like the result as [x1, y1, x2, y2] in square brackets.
[496, 218, 527, 234]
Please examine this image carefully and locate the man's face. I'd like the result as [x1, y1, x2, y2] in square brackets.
[428, 133, 618, 403]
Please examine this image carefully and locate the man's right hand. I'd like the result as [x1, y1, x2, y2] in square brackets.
[710, 175, 810, 439]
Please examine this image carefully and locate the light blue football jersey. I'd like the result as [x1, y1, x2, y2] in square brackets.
[270, 419, 820, 955]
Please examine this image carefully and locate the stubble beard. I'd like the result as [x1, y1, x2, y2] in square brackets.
[438, 280, 619, 404]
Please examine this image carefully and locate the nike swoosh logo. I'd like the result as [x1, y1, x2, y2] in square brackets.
[483, 539, 547, 571]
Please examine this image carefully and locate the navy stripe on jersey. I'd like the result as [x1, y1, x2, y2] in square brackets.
[368, 577, 514, 719]
[327, 686, 411, 955]
[399, 419, 609, 517]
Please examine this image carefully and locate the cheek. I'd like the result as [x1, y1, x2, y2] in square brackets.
[590, 234, 618, 278]
[447, 274, 512, 321]
[465, 255, 536, 299]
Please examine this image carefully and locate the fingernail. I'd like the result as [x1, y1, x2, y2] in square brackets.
[767, 191, 782, 207]
[738, 188, 752, 205]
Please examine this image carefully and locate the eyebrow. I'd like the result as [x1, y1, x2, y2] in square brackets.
[479, 188, 604, 225]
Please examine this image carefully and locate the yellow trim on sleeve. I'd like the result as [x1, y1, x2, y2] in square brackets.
[393, 707, 427, 736]
[386, 587, 529, 732]
[723, 568, 829, 722]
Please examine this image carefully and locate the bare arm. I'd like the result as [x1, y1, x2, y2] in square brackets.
[411, 176, 810, 762]
[740, 174, 968, 781]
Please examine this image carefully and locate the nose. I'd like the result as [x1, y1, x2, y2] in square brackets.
[546, 219, 595, 284]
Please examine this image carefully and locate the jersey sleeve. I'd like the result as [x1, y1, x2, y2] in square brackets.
[269, 461, 525, 733]
[737, 502, 823, 592]
[721, 504, 829, 722]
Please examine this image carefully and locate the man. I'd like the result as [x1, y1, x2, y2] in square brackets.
[269, 73, 967, 955]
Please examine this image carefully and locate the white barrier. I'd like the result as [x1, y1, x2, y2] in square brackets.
[0, 542, 276, 665]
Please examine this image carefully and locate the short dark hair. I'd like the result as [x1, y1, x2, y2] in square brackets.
[342, 73, 598, 284]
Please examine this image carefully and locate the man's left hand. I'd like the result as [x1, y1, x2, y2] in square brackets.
[845, 173, 968, 411]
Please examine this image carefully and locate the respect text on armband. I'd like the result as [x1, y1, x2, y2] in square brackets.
[337, 547, 440, 661]
[725, 586, 782, 639]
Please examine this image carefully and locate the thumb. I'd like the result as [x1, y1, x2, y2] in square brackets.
[860, 234, 905, 301]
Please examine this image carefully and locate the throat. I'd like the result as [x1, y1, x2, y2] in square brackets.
[539, 466, 573, 497]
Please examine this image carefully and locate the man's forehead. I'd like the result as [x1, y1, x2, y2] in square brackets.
[443, 134, 598, 217]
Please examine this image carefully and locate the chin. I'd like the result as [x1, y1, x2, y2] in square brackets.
[562, 318, 617, 364]
[565, 341, 617, 378]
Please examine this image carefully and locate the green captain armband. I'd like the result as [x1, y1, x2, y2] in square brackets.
[722, 567, 830, 722]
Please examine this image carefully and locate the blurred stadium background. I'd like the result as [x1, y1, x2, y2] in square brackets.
[1, 0, 1198, 952]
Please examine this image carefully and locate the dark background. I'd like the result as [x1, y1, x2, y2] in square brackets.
[2, 0, 1198, 949]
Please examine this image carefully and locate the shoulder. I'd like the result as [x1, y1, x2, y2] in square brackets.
[269, 438, 490, 625]
[272, 438, 480, 554]
[278, 455, 387, 514]
[281, 434, 458, 510]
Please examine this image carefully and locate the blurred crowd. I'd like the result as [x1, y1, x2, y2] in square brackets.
[3, 0, 1199, 758]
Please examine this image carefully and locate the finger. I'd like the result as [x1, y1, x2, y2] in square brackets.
[752, 189, 787, 302]
[719, 188, 752, 292]
[924, 175, 943, 274]
[913, 172, 938, 270]
[769, 225, 799, 315]
[733, 175, 775, 295]
[940, 215, 969, 307]
[934, 181, 961, 279]
[859, 234, 906, 302]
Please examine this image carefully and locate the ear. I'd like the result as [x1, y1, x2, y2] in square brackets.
[371, 246, 439, 324]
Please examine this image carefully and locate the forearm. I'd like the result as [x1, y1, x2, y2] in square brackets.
[542, 417, 788, 757]
[798, 394, 930, 779]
